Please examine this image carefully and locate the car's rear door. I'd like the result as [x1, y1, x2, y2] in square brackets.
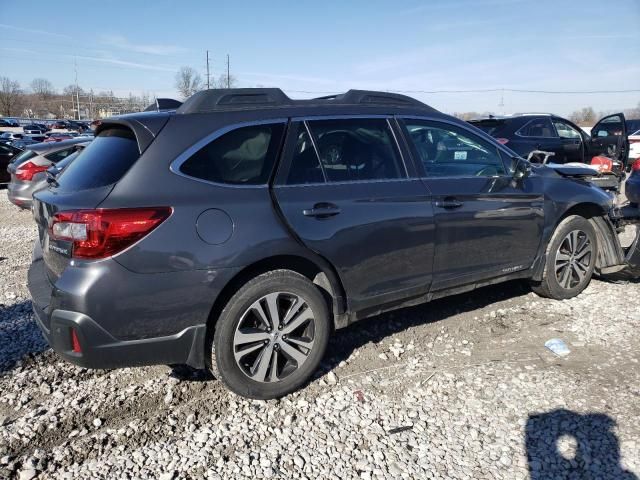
[398, 117, 544, 292]
[514, 117, 563, 161]
[590, 113, 629, 167]
[273, 117, 435, 312]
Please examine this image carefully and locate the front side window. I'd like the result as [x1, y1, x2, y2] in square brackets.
[552, 120, 582, 139]
[180, 123, 285, 185]
[403, 120, 506, 177]
[304, 118, 405, 182]
[286, 124, 325, 184]
[517, 118, 556, 138]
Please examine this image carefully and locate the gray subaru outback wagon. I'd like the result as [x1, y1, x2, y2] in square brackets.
[28, 89, 640, 399]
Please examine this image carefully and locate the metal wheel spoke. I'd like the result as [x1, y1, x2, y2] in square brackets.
[250, 300, 271, 330]
[234, 342, 265, 362]
[284, 336, 314, 350]
[570, 231, 579, 252]
[282, 297, 304, 326]
[555, 260, 569, 271]
[279, 340, 309, 366]
[251, 344, 275, 382]
[575, 246, 592, 261]
[282, 308, 313, 334]
[575, 235, 589, 255]
[556, 252, 571, 262]
[560, 265, 572, 288]
[234, 329, 270, 346]
[265, 293, 281, 330]
[269, 350, 279, 382]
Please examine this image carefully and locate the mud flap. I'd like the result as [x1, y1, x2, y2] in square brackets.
[600, 206, 640, 281]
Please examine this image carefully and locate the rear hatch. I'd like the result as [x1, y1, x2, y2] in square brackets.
[32, 126, 147, 283]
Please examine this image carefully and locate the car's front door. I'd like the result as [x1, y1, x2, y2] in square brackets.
[273, 117, 435, 312]
[590, 113, 629, 166]
[551, 118, 585, 163]
[399, 118, 545, 292]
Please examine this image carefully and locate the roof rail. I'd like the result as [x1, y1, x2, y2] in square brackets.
[144, 98, 183, 112]
[176, 88, 432, 114]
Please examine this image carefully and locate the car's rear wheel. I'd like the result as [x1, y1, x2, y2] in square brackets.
[532, 215, 597, 300]
[210, 270, 330, 399]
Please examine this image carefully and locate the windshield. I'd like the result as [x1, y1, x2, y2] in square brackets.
[56, 128, 140, 192]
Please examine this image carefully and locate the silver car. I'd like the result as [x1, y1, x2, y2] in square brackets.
[7, 139, 90, 208]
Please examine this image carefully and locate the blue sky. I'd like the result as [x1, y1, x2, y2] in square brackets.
[1, 0, 639, 115]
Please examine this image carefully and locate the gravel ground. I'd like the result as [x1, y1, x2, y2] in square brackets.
[1, 192, 639, 480]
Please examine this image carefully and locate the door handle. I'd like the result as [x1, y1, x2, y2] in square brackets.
[435, 198, 464, 209]
[303, 202, 341, 218]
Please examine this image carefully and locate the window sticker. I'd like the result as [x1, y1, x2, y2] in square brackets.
[454, 151, 467, 160]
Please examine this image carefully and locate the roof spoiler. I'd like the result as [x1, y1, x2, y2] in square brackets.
[144, 98, 183, 112]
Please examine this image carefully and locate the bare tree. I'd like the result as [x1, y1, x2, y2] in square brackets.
[63, 84, 85, 96]
[0, 76, 22, 116]
[213, 73, 238, 89]
[175, 67, 203, 99]
[569, 107, 597, 126]
[31, 78, 56, 99]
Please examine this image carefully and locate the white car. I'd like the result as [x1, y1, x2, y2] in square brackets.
[629, 129, 640, 162]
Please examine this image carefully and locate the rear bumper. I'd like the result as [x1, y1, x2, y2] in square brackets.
[32, 303, 206, 370]
[27, 245, 237, 370]
[7, 181, 33, 208]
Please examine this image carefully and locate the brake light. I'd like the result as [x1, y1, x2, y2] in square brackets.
[496, 138, 509, 145]
[632, 159, 640, 172]
[16, 161, 48, 181]
[49, 207, 172, 259]
[591, 156, 613, 173]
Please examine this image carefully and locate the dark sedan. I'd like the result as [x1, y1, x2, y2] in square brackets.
[0, 142, 21, 184]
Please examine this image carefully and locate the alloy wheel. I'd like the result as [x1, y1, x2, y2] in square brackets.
[554, 229, 593, 289]
[233, 292, 316, 383]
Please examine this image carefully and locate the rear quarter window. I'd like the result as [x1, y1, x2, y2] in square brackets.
[179, 123, 285, 185]
[56, 128, 140, 191]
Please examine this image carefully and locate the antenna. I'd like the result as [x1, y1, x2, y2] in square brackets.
[226, 54, 230, 89]
[206, 50, 210, 90]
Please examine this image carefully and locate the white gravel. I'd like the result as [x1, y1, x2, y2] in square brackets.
[1, 192, 639, 479]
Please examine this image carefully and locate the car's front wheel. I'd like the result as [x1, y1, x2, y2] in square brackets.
[532, 215, 597, 300]
[210, 270, 330, 399]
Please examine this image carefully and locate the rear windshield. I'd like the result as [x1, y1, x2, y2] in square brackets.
[468, 119, 507, 136]
[56, 128, 139, 192]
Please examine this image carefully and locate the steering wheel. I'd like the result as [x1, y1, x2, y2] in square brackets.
[475, 165, 499, 177]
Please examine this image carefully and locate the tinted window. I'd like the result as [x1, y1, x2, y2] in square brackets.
[517, 118, 556, 138]
[305, 118, 404, 182]
[468, 119, 508, 136]
[45, 146, 78, 163]
[403, 120, 506, 177]
[286, 124, 324, 184]
[56, 128, 140, 192]
[552, 120, 582, 139]
[180, 124, 285, 185]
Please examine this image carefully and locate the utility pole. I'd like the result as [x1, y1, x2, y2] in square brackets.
[74, 59, 81, 120]
[226, 54, 230, 89]
[206, 50, 211, 89]
[499, 88, 504, 115]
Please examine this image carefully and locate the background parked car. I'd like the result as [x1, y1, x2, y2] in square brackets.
[468, 113, 629, 171]
[23, 124, 48, 135]
[0, 132, 24, 144]
[7, 139, 90, 208]
[628, 129, 640, 162]
[44, 132, 78, 142]
[0, 142, 21, 185]
[626, 158, 640, 207]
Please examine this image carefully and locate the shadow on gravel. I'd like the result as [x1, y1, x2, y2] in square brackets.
[526, 409, 638, 479]
[319, 280, 530, 372]
[0, 300, 48, 374]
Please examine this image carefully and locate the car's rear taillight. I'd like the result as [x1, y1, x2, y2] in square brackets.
[632, 159, 640, 172]
[496, 138, 509, 145]
[16, 161, 48, 181]
[70, 328, 82, 353]
[49, 207, 172, 259]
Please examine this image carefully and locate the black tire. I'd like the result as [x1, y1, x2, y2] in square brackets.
[532, 215, 597, 300]
[210, 270, 330, 399]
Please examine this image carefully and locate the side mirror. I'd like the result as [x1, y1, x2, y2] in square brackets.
[513, 158, 532, 180]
